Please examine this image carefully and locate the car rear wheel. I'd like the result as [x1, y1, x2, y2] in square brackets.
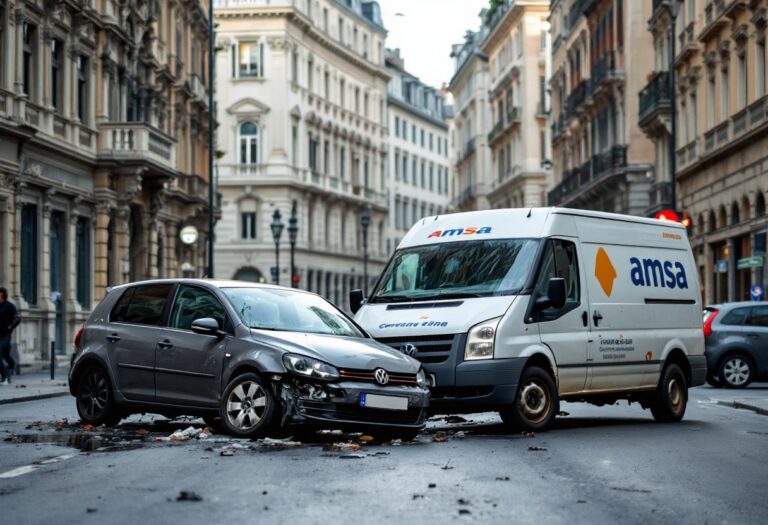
[650, 363, 687, 422]
[719, 355, 753, 389]
[75, 365, 123, 427]
[219, 373, 276, 438]
[499, 366, 558, 432]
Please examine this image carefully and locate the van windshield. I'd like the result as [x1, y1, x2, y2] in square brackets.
[369, 239, 540, 303]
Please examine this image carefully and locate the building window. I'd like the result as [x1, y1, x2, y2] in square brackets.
[239, 122, 259, 164]
[395, 152, 400, 180]
[339, 78, 345, 108]
[23, 22, 35, 98]
[402, 154, 408, 181]
[355, 87, 360, 113]
[339, 17, 345, 45]
[21, 204, 38, 305]
[77, 56, 88, 122]
[241, 212, 257, 240]
[737, 53, 747, 109]
[364, 92, 369, 117]
[324, 71, 330, 99]
[707, 75, 716, 129]
[757, 41, 766, 98]
[720, 67, 729, 122]
[51, 39, 62, 112]
[395, 197, 402, 229]
[291, 124, 298, 167]
[76, 218, 90, 308]
[292, 49, 298, 83]
[309, 133, 319, 172]
[237, 41, 264, 78]
[420, 160, 425, 188]
[429, 165, 434, 190]
[339, 146, 346, 179]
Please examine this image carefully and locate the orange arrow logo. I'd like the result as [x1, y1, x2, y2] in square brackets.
[595, 247, 617, 297]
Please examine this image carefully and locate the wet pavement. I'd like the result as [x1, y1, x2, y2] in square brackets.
[0, 386, 767, 524]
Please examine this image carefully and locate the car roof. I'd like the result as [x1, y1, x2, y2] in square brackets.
[708, 301, 768, 310]
[106, 279, 317, 296]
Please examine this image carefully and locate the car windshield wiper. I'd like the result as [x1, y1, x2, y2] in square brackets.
[368, 295, 420, 303]
[249, 326, 282, 331]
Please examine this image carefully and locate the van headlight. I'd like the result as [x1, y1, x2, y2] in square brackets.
[464, 317, 501, 361]
[282, 354, 340, 381]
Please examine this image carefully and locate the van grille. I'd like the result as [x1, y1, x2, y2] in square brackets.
[375, 335, 457, 364]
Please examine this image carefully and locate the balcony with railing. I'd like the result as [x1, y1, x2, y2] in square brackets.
[454, 184, 476, 208]
[592, 145, 628, 178]
[700, 0, 728, 41]
[488, 120, 504, 144]
[97, 122, 176, 172]
[590, 51, 619, 95]
[488, 106, 522, 147]
[190, 74, 209, 107]
[565, 79, 590, 120]
[647, 181, 674, 213]
[552, 113, 565, 141]
[677, 22, 698, 62]
[639, 71, 671, 129]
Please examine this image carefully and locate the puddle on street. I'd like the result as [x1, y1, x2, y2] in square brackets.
[5, 432, 150, 452]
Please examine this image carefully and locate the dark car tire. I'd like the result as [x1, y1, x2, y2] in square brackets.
[499, 366, 558, 432]
[650, 363, 687, 423]
[719, 355, 754, 389]
[219, 373, 276, 438]
[705, 373, 722, 388]
[202, 415, 226, 434]
[74, 365, 123, 427]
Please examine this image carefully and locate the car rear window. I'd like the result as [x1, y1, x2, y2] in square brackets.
[747, 306, 768, 327]
[720, 307, 749, 326]
[110, 284, 175, 326]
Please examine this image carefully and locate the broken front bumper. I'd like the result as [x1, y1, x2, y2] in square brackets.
[279, 379, 430, 429]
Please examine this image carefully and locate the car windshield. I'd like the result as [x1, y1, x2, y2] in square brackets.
[369, 238, 540, 303]
[222, 287, 364, 338]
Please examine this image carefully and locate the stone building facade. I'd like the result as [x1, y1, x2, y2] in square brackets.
[483, 0, 551, 209]
[385, 48, 452, 252]
[213, 0, 389, 307]
[0, 0, 212, 367]
[646, 0, 768, 304]
[448, 19, 493, 212]
[548, 0, 655, 215]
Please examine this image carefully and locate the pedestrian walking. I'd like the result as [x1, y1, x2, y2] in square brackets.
[0, 287, 21, 385]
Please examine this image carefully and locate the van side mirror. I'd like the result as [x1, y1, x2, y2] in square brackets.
[349, 289, 364, 314]
[535, 278, 567, 310]
[191, 317, 222, 337]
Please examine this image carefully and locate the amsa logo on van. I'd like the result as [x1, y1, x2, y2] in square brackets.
[594, 246, 691, 298]
[427, 226, 493, 239]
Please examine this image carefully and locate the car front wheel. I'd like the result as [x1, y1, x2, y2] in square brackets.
[719, 355, 753, 389]
[219, 373, 276, 438]
[75, 365, 123, 427]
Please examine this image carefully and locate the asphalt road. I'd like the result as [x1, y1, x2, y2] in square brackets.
[1, 386, 766, 525]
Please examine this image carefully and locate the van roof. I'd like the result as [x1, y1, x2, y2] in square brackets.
[397, 207, 686, 249]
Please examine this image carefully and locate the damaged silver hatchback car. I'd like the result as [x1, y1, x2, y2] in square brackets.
[68, 279, 429, 438]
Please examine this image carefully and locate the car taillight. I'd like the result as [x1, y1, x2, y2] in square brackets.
[73, 326, 85, 351]
[703, 309, 719, 338]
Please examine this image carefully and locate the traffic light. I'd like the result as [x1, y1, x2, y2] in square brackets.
[655, 209, 679, 222]
[292, 275, 300, 286]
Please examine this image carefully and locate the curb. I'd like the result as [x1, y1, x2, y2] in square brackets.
[0, 391, 70, 405]
[716, 400, 768, 416]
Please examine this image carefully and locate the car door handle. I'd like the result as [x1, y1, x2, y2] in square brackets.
[593, 311, 603, 327]
[158, 339, 173, 349]
[106, 333, 120, 343]
[582, 311, 589, 327]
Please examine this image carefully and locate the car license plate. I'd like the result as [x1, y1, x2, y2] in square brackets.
[360, 393, 408, 411]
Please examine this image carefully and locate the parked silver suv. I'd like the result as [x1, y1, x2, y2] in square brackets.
[703, 301, 768, 388]
[69, 280, 429, 438]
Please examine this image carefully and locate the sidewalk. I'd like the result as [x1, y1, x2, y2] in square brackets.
[716, 397, 768, 416]
[704, 382, 768, 416]
[0, 369, 70, 405]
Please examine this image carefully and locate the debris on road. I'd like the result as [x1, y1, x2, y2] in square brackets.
[441, 461, 454, 470]
[444, 415, 468, 424]
[528, 446, 548, 452]
[611, 486, 652, 494]
[520, 431, 536, 438]
[154, 426, 213, 442]
[176, 491, 203, 502]
[256, 437, 303, 448]
[458, 509, 471, 515]
[457, 498, 471, 506]
[495, 476, 510, 481]
[428, 483, 437, 488]
[339, 453, 366, 459]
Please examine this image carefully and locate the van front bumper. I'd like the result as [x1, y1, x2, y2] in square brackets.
[427, 357, 526, 413]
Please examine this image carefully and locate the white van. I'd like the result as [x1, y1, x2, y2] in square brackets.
[352, 208, 706, 431]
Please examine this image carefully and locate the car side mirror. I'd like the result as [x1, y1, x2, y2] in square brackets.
[535, 278, 567, 310]
[191, 317, 222, 337]
[349, 289, 364, 315]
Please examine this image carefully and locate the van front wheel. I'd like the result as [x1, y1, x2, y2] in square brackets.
[500, 366, 558, 432]
[649, 363, 688, 422]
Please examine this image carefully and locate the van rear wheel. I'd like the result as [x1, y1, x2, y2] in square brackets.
[650, 363, 687, 422]
[500, 366, 558, 432]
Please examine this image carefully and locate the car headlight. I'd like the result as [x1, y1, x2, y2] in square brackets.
[465, 317, 501, 361]
[282, 354, 340, 381]
[416, 368, 428, 387]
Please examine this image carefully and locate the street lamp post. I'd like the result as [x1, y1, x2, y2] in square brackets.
[270, 208, 284, 285]
[668, 2, 678, 214]
[288, 200, 298, 288]
[360, 204, 371, 296]
[207, 0, 215, 278]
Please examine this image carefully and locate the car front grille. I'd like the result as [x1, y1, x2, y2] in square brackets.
[338, 368, 417, 385]
[299, 400, 425, 425]
[375, 334, 457, 364]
